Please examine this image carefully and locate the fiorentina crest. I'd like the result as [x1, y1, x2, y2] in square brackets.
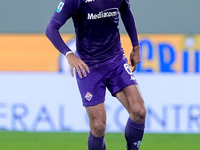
[85, 92, 93, 101]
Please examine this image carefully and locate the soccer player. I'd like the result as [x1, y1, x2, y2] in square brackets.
[46, 0, 146, 149]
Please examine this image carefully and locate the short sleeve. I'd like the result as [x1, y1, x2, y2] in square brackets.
[119, 0, 131, 12]
[50, 0, 80, 26]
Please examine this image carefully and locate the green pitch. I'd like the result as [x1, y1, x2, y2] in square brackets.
[0, 132, 200, 150]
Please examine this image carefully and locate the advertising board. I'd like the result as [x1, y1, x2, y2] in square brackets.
[0, 34, 199, 133]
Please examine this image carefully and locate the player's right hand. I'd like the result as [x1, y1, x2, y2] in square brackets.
[66, 53, 90, 78]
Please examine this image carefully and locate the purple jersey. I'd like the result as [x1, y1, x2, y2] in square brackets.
[47, 0, 139, 69]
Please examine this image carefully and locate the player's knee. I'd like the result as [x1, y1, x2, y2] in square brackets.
[95, 123, 106, 135]
[138, 107, 146, 121]
[92, 121, 106, 137]
[130, 105, 146, 123]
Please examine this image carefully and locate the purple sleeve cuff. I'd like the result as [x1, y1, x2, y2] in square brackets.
[45, 20, 71, 55]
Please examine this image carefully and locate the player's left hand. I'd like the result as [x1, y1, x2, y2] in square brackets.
[130, 45, 140, 72]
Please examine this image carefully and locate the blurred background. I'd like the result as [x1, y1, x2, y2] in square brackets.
[0, 0, 200, 141]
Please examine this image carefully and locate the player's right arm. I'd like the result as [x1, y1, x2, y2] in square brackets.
[45, 0, 90, 77]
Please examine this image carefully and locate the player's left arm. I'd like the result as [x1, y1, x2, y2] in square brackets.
[119, 0, 140, 72]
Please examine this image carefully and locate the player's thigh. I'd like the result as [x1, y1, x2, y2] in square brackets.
[116, 84, 145, 116]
